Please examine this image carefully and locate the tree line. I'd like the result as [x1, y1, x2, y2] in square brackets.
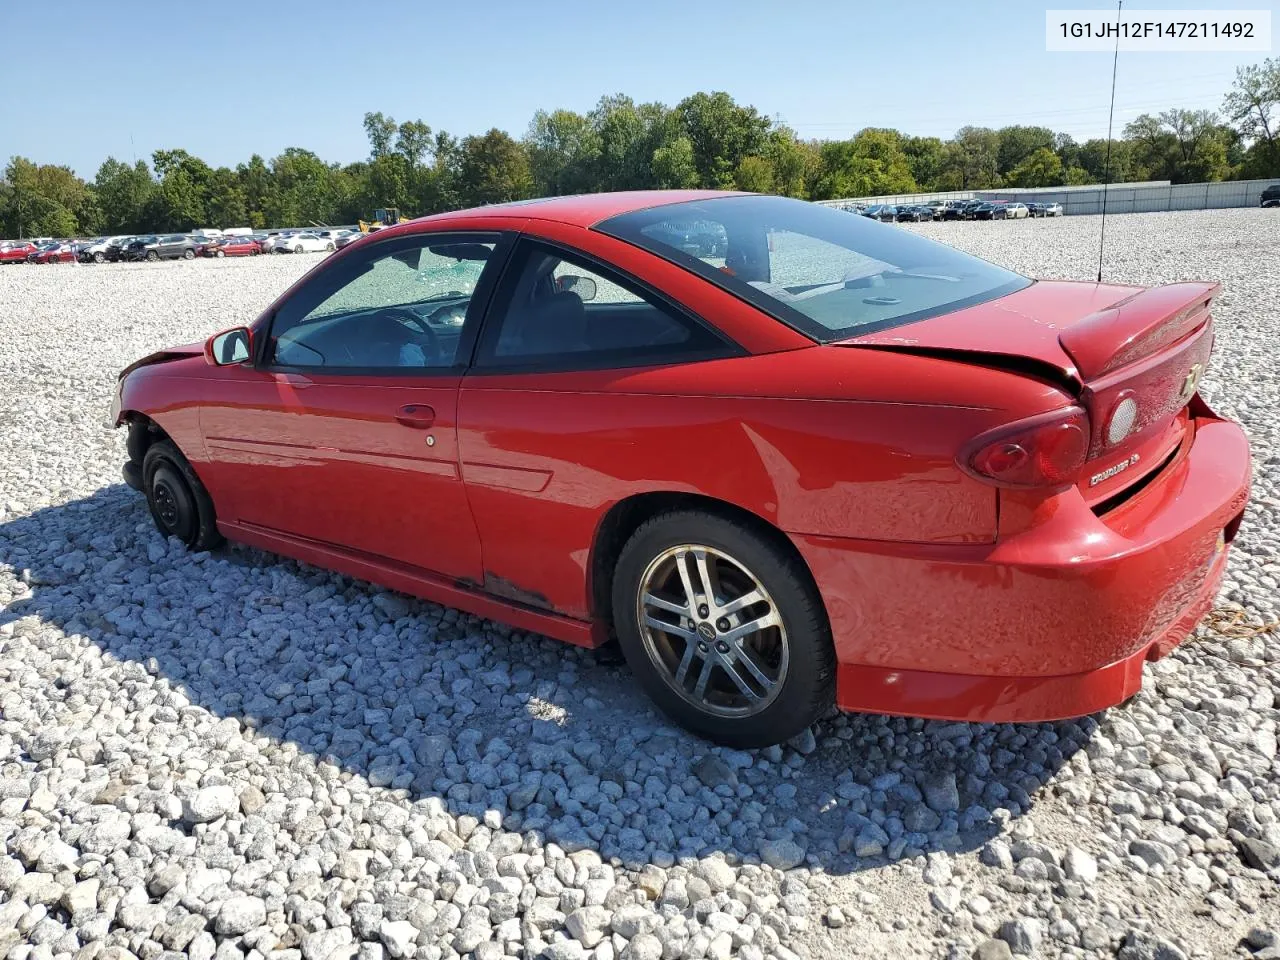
[2, 58, 1277, 239]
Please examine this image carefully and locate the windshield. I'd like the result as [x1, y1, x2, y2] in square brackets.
[597, 195, 1029, 341]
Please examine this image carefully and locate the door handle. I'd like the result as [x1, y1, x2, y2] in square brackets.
[395, 404, 436, 429]
[273, 372, 314, 389]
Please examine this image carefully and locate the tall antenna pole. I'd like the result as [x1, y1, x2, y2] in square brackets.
[1097, 0, 1123, 283]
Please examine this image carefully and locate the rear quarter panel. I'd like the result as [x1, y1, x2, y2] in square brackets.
[459, 345, 1070, 621]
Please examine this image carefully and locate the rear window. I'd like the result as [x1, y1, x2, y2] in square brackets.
[596, 195, 1029, 342]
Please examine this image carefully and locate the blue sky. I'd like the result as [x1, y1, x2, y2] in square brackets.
[1, 0, 1274, 177]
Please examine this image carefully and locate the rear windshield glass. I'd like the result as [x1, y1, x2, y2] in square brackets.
[596, 194, 1029, 341]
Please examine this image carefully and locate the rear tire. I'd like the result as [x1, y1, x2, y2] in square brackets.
[293, 245, 304, 254]
[141, 440, 223, 550]
[611, 510, 835, 748]
[93, 252, 105, 263]
[183, 248, 195, 260]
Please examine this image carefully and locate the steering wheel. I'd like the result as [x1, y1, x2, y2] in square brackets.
[369, 307, 441, 366]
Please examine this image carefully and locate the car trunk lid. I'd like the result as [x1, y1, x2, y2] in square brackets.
[838, 279, 1220, 505]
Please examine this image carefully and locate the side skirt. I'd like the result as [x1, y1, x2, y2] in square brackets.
[217, 520, 606, 649]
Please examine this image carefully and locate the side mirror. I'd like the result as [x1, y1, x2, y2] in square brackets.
[206, 327, 252, 365]
[557, 274, 598, 301]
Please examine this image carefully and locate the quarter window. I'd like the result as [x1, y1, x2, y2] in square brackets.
[477, 242, 729, 369]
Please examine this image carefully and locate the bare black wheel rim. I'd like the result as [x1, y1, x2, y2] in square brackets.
[637, 544, 788, 718]
[152, 477, 181, 531]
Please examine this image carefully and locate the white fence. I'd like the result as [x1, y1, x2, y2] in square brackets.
[818, 178, 1278, 216]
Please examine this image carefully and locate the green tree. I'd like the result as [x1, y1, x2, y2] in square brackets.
[902, 136, 945, 190]
[589, 94, 670, 191]
[268, 148, 339, 225]
[363, 112, 399, 159]
[1125, 110, 1232, 182]
[764, 128, 816, 198]
[650, 136, 699, 189]
[1077, 138, 1132, 183]
[525, 109, 601, 196]
[936, 127, 1002, 189]
[734, 155, 775, 193]
[237, 155, 273, 228]
[0, 157, 93, 237]
[1223, 57, 1280, 176]
[150, 149, 215, 229]
[1008, 147, 1065, 187]
[811, 130, 917, 199]
[95, 158, 155, 233]
[674, 91, 770, 189]
[996, 125, 1056, 177]
[206, 167, 248, 227]
[456, 129, 533, 206]
[395, 120, 433, 166]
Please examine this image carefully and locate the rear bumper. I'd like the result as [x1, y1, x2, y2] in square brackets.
[792, 410, 1251, 723]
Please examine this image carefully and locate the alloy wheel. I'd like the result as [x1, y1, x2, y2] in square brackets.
[636, 544, 789, 718]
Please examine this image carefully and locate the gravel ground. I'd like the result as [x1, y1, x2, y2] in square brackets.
[1, 209, 1278, 960]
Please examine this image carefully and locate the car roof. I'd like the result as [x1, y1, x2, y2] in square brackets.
[415, 190, 747, 229]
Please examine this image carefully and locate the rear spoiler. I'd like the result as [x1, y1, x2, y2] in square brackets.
[1058, 282, 1218, 380]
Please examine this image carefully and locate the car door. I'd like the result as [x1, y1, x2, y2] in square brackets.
[457, 237, 740, 617]
[197, 230, 512, 582]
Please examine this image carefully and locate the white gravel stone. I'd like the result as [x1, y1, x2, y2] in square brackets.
[184, 785, 239, 823]
[214, 896, 266, 936]
[2, 211, 1279, 960]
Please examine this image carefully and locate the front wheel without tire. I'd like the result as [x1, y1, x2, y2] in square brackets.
[612, 510, 835, 748]
[141, 440, 223, 550]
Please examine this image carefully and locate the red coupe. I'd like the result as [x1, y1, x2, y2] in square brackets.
[0, 241, 37, 263]
[110, 191, 1251, 747]
[203, 237, 262, 258]
[31, 242, 77, 264]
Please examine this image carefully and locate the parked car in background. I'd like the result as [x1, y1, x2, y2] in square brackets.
[334, 231, 363, 250]
[31, 242, 77, 264]
[0, 241, 37, 263]
[1041, 202, 1063, 216]
[862, 205, 898, 222]
[261, 232, 298, 254]
[938, 201, 968, 220]
[973, 202, 1008, 220]
[110, 190, 1250, 747]
[1260, 184, 1279, 208]
[103, 237, 136, 262]
[280, 232, 333, 254]
[202, 237, 261, 258]
[127, 234, 200, 261]
[1004, 203, 1030, 219]
[79, 235, 132, 263]
[896, 205, 933, 223]
[317, 229, 353, 248]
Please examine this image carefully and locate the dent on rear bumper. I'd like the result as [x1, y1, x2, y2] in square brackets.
[795, 415, 1251, 722]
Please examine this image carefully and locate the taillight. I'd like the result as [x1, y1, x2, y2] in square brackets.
[960, 407, 1090, 489]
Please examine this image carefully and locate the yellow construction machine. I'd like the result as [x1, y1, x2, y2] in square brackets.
[358, 208, 411, 233]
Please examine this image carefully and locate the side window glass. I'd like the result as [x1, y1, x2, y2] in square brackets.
[269, 239, 496, 370]
[480, 244, 726, 368]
